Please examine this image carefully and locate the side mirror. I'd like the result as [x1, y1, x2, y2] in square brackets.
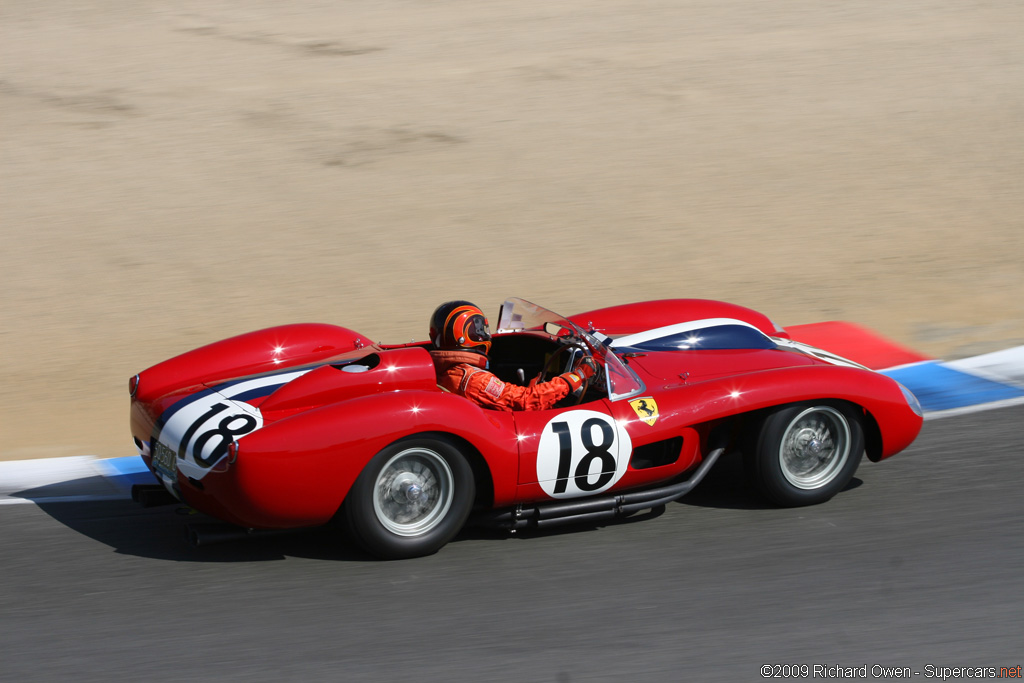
[544, 322, 570, 337]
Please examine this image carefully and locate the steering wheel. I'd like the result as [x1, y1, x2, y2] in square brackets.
[539, 342, 600, 405]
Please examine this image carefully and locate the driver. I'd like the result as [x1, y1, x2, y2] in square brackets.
[428, 300, 596, 411]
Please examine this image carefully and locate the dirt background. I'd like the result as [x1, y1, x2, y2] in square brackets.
[2, 1, 1022, 461]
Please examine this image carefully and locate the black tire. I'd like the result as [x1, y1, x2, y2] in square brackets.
[746, 402, 864, 507]
[344, 436, 475, 560]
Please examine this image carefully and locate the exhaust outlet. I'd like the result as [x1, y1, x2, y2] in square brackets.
[186, 522, 292, 547]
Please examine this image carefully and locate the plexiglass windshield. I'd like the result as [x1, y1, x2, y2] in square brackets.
[496, 298, 646, 402]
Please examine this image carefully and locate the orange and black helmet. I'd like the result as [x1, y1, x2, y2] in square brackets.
[429, 300, 492, 354]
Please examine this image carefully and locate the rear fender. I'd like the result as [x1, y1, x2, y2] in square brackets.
[258, 347, 437, 414]
[213, 391, 517, 528]
[134, 324, 373, 402]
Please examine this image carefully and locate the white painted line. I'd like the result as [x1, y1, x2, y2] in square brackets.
[0, 455, 127, 504]
[945, 345, 1024, 388]
[922, 395, 1024, 420]
[0, 494, 127, 506]
[0, 456, 99, 493]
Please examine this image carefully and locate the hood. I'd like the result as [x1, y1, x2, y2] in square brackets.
[611, 318, 865, 383]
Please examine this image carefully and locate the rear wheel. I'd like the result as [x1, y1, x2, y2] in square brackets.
[344, 436, 475, 559]
[747, 402, 864, 506]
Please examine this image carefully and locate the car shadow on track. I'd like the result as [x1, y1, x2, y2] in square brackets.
[456, 503, 670, 544]
[456, 452, 868, 544]
[27, 491, 669, 563]
[673, 451, 863, 511]
[19, 454, 863, 563]
[19, 479, 377, 563]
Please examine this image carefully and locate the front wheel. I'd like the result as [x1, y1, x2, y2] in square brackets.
[344, 436, 475, 559]
[746, 402, 864, 507]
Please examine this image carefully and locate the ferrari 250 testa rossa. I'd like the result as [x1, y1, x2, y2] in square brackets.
[128, 298, 923, 559]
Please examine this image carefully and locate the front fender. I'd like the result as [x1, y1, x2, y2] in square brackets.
[650, 364, 922, 461]
[189, 391, 518, 528]
[572, 299, 786, 338]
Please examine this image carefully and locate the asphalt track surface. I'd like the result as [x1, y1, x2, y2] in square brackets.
[2, 406, 1022, 682]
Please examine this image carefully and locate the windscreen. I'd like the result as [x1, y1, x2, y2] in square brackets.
[497, 298, 646, 401]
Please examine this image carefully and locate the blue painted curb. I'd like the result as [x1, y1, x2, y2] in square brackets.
[882, 361, 1024, 412]
[93, 455, 156, 492]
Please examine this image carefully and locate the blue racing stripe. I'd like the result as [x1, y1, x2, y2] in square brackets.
[152, 366, 307, 428]
[231, 385, 284, 403]
[882, 362, 1024, 412]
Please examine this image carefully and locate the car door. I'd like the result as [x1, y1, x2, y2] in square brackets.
[512, 400, 634, 500]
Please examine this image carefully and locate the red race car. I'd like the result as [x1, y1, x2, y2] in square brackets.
[128, 297, 923, 559]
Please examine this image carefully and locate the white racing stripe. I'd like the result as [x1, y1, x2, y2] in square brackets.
[611, 318, 761, 348]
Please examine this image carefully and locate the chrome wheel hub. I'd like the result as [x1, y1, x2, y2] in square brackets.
[779, 407, 851, 490]
[391, 474, 424, 504]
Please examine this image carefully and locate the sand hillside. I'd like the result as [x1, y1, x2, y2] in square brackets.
[2, 1, 1022, 460]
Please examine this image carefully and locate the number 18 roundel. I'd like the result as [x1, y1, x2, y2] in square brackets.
[535, 410, 632, 499]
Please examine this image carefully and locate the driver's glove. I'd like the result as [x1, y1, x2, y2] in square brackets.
[574, 356, 598, 380]
[559, 357, 597, 392]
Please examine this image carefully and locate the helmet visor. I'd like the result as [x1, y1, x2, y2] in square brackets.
[465, 314, 492, 343]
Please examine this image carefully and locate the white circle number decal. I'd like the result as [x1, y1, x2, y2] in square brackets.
[176, 398, 262, 467]
[536, 410, 632, 498]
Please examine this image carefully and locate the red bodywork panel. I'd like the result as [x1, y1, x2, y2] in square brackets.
[628, 348, 818, 382]
[785, 321, 931, 370]
[571, 299, 788, 339]
[134, 323, 373, 405]
[129, 302, 922, 531]
[188, 392, 520, 528]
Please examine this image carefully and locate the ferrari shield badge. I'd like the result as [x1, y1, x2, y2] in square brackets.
[629, 397, 659, 426]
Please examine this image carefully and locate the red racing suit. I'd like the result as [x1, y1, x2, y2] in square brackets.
[430, 350, 578, 411]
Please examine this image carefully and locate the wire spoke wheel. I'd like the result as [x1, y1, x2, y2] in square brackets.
[345, 436, 475, 559]
[778, 406, 851, 490]
[747, 401, 864, 507]
[373, 448, 454, 536]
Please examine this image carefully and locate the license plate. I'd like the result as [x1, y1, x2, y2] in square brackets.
[151, 440, 177, 479]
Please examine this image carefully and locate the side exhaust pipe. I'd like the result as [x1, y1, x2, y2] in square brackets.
[479, 447, 726, 532]
[186, 522, 293, 547]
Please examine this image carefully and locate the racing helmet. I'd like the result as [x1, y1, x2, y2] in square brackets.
[429, 300, 492, 354]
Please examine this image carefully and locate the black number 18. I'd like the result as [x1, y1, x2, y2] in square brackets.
[179, 402, 258, 467]
[551, 418, 616, 494]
